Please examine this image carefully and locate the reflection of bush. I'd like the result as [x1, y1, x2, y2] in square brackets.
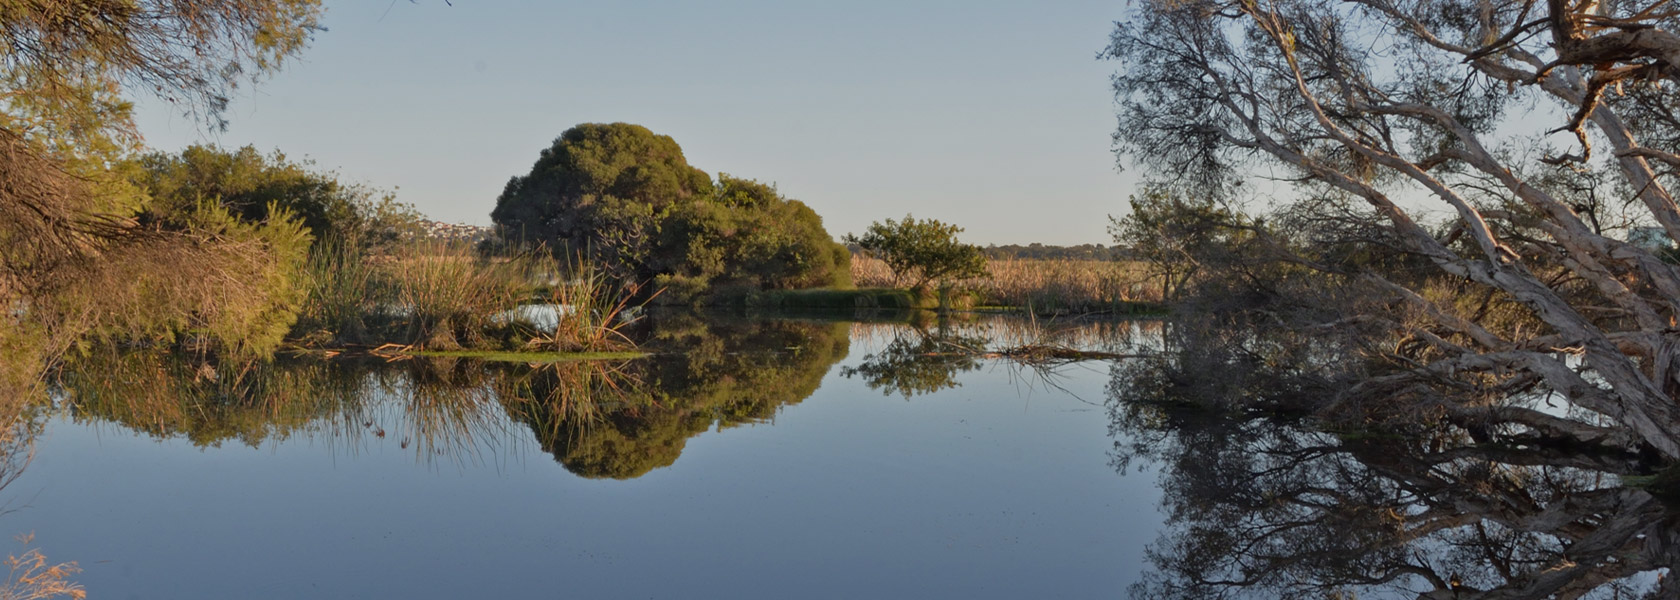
[53, 315, 852, 480]
[55, 351, 368, 447]
[841, 324, 984, 399]
[505, 316, 851, 479]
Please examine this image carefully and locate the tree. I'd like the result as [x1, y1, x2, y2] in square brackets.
[1107, 0, 1680, 459]
[491, 123, 714, 281]
[0, 1, 324, 401]
[138, 145, 420, 247]
[1110, 190, 1252, 302]
[845, 215, 987, 292]
[653, 174, 852, 294]
[491, 123, 850, 297]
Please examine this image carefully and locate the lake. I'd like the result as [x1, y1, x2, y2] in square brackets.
[8, 312, 1676, 599]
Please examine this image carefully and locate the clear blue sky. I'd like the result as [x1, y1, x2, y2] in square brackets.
[133, 1, 1134, 246]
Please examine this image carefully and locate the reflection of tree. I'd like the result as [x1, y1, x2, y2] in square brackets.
[1111, 340, 1680, 599]
[505, 315, 851, 479]
[840, 322, 985, 399]
[53, 315, 854, 480]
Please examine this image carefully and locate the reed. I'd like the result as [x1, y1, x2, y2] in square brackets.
[296, 237, 390, 344]
[850, 255, 1162, 314]
[383, 241, 532, 350]
[530, 258, 648, 353]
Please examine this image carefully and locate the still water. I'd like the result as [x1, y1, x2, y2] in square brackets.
[13, 314, 1162, 599]
[14, 312, 1680, 599]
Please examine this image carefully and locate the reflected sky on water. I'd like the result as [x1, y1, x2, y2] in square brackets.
[12, 313, 1161, 599]
[14, 312, 1670, 599]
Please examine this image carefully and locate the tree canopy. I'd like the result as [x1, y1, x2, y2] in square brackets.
[845, 214, 987, 291]
[491, 122, 849, 298]
[1107, 0, 1680, 458]
[138, 145, 420, 246]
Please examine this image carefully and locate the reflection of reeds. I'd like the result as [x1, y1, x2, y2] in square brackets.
[0, 533, 82, 600]
[495, 359, 648, 442]
[848, 314, 1163, 357]
[383, 365, 514, 469]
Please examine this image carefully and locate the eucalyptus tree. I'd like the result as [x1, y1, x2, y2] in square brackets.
[1108, 0, 1680, 457]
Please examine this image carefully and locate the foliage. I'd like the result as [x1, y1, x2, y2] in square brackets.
[1109, 190, 1252, 302]
[845, 215, 986, 292]
[854, 256, 1161, 314]
[979, 243, 1125, 261]
[295, 236, 388, 344]
[1106, 0, 1680, 459]
[533, 259, 647, 353]
[490, 123, 849, 298]
[0, 0, 323, 403]
[137, 145, 420, 247]
[653, 174, 852, 297]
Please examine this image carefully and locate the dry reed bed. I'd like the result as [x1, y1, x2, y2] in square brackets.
[850, 256, 1162, 312]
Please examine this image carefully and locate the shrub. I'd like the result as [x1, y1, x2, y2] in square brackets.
[491, 123, 849, 296]
[845, 215, 986, 292]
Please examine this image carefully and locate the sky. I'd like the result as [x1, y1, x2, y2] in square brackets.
[132, 1, 1136, 246]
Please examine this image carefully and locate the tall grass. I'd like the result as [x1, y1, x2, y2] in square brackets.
[529, 259, 649, 353]
[297, 237, 389, 344]
[850, 255, 1161, 314]
[292, 240, 660, 353]
[383, 241, 531, 350]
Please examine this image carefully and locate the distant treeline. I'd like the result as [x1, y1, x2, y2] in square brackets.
[848, 242, 1128, 262]
[980, 243, 1127, 261]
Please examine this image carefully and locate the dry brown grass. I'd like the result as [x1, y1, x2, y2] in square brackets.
[851, 255, 1162, 313]
[0, 536, 83, 600]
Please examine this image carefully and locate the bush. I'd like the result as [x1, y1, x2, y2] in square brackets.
[491, 123, 850, 297]
[845, 214, 986, 292]
[138, 145, 421, 249]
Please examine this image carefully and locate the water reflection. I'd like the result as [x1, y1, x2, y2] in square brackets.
[842, 315, 1162, 398]
[52, 313, 852, 479]
[1110, 336, 1680, 599]
[841, 320, 985, 398]
[34, 311, 1680, 597]
[516, 315, 851, 478]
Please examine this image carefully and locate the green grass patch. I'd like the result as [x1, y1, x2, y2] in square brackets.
[406, 349, 648, 363]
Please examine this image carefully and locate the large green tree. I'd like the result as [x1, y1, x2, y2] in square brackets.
[491, 122, 849, 297]
[491, 123, 713, 281]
